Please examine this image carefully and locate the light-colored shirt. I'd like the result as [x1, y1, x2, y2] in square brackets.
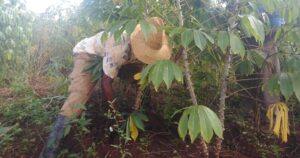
[73, 32, 135, 79]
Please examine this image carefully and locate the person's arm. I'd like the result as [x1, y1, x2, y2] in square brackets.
[101, 73, 114, 103]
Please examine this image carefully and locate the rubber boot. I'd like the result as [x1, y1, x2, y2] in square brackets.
[39, 115, 71, 158]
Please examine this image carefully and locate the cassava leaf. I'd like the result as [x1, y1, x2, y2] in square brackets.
[181, 29, 193, 48]
[125, 19, 137, 35]
[202, 105, 223, 139]
[129, 116, 138, 141]
[187, 106, 200, 143]
[245, 15, 265, 44]
[217, 31, 229, 53]
[140, 64, 153, 80]
[131, 113, 145, 131]
[140, 19, 157, 41]
[291, 73, 300, 102]
[266, 74, 280, 96]
[163, 60, 174, 89]
[198, 106, 213, 143]
[178, 108, 190, 140]
[247, 50, 265, 68]
[236, 60, 254, 76]
[194, 30, 207, 51]
[201, 31, 214, 44]
[171, 62, 183, 82]
[279, 73, 293, 101]
[149, 60, 164, 91]
[230, 33, 245, 58]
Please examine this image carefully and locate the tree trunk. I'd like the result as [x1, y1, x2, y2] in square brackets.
[175, 0, 209, 157]
[262, 42, 281, 106]
[215, 51, 231, 158]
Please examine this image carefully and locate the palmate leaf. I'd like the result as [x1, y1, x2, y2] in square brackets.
[140, 60, 183, 91]
[279, 73, 293, 101]
[149, 60, 164, 91]
[177, 105, 223, 143]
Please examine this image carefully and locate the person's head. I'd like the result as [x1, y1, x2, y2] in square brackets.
[130, 17, 172, 64]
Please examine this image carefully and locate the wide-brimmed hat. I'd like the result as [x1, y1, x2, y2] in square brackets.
[130, 17, 172, 64]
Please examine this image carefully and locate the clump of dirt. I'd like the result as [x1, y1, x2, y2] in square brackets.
[28, 75, 53, 97]
[0, 87, 12, 97]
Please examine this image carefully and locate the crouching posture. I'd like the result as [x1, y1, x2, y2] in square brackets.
[39, 17, 172, 158]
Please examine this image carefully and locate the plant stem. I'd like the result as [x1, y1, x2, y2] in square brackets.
[175, 0, 208, 157]
[215, 50, 231, 158]
[133, 87, 143, 111]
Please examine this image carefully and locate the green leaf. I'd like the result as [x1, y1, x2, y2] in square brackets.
[163, 61, 174, 89]
[64, 125, 71, 137]
[109, 20, 127, 34]
[140, 61, 182, 90]
[138, 113, 149, 121]
[247, 50, 265, 68]
[289, 58, 300, 73]
[169, 27, 183, 38]
[230, 33, 245, 58]
[171, 62, 183, 82]
[201, 31, 214, 44]
[246, 15, 265, 44]
[279, 73, 293, 101]
[140, 64, 153, 80]
[181, 29, 193, 48]
[217, 31, 229, 53]
[187, 106, 200, 143]
[266, 74, 280, 96]
[202, 106, 223, 139]
[131, 113, 145, 131]
[291, 73, 300, 102]
[125, 19, 137, 35]
[140, 19, 157, 41]
[240, 17, 252, 37]
[198, 106, 213, 143]
[236, 60, 254, 76]
[194, 30, 207, 51]
[178, 108, 190, 140]
[149, 60, 164, 91]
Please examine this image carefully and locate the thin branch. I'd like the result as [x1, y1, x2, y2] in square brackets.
[227, 85, 262, 97]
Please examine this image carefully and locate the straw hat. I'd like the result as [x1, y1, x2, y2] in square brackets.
[130, 17, 172, 64]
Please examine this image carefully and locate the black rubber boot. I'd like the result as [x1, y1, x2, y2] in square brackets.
[39, 115, 71, 158]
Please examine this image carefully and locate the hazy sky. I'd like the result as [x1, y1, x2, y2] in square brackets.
[26, 0, 82, 13]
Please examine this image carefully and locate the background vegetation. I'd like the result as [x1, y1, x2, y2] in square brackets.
[0, 0, 300, 157]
